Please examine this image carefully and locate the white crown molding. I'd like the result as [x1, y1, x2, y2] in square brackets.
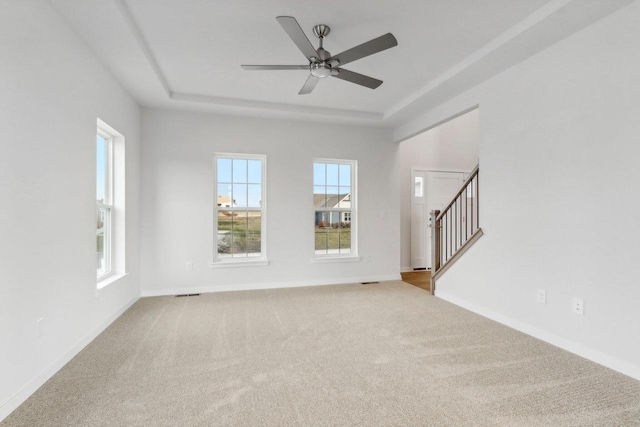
[112, 0, 384, 124]
[383, 0, 634, 125]
[111, 0, 633, 126]
[112, 0, 575, 124]
[383, 0, 573, 121]
[170, 92, 383, 122]
[113, 0, 171, 97]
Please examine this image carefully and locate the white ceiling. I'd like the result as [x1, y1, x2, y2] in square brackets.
[49, 0, 632, 127]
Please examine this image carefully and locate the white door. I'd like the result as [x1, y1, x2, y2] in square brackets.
[411, 170, 466, 269]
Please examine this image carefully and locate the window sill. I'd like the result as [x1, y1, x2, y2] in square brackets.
[96, 272, 128, 292]
[209, 259, 270, 268]
[311, 255, 362, 264]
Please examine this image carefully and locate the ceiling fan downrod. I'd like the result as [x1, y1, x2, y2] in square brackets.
[313, 24, 330, 48]
[310, 24, 333, 78]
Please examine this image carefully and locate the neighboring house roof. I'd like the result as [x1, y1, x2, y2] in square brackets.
[314, 194, 350, 209]
[217, 196, 233, 206]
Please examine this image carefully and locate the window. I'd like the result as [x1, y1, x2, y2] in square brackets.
[96, 119, 125, 285]
[313, 159, 356, 256]
[414, 176, 424, 197]
[96, 131, 112, 278]
[214, 153, 266, 264]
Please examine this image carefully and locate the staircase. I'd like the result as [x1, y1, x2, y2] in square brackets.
[430, 165, 483, 294]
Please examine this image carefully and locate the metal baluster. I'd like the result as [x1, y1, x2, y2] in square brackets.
[454, 199, 457, 253]
[476, 172, 479, 230]
[464, 183, 468, 241]
[458, 196, 461, 249]
[470, 177, 474, 234]
[449, 209, 452, 260]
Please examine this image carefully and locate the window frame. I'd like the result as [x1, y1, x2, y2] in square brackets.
[212, 153, 268, 267]
[96, 129, 114, 280]
[96, 119, 126, 289]
[313, 158, 358, 259]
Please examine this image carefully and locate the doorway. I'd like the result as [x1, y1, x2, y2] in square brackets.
[410, 170, 466, 270]
[398, 107, 479, 273]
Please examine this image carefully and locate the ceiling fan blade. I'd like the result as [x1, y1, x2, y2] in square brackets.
[298, 74, 320, 95]
[241, 65, 309, 70]
[276, 16, 319, 61]
[328, 33, 397, 67]
[332, 68, 383, 89]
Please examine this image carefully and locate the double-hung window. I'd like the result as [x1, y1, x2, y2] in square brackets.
[313, 159, 357, 257]
[214, 153, 267, 264]
[96, 119, 125, 285]
[96, 130, 113, 278]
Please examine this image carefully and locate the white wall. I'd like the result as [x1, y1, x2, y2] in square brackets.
[395, 1, 640, 379]
[0, 1, 141, 419]
[398, 109, 479, 271]
[140, 109, 399, 295]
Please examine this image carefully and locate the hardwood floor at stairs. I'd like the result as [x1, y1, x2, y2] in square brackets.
[401, 270, 431, 292]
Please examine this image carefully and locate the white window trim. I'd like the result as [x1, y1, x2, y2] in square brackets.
[311, 255, 362, 264]
[96, 272, 128, 292]
[209, 260, 269, 268]
[212, 153, 268, 266]
[97, 119, 126, 287]
[313, 158, 358, 259]
[97, 129, 113, 281]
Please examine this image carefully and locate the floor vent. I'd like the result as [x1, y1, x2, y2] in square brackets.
[361, 281, 380, 285]
[176, 293, 200, 297]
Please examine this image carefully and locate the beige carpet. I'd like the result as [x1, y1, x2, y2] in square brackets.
[3, 281, 640, 426]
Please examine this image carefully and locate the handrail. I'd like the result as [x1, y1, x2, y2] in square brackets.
[430, 165, 481, 294]
[436, 164, 479, 222]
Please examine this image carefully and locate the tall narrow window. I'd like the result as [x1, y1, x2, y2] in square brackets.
[96, 131, 112, 278]
[96, 119, 125, 285]
[313, 159, 357, 256]
[214, 153, 267, 264]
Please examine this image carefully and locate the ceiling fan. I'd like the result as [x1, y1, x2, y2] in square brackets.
[241, 16, 398, 95]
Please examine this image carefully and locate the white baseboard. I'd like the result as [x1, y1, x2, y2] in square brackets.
[0, 296, 139, 422]
[435, 291, 640, 382]
[142, 274, 402, 297]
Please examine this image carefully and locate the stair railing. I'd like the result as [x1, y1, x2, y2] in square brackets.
[430, 165, 483, 294]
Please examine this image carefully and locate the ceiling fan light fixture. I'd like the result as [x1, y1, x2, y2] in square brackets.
[310, 62, 332, 78]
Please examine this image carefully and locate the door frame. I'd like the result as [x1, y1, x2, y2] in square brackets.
[410, 167, 470, 270]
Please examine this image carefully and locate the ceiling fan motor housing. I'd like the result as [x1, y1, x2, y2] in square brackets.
[310, 62, 332, 78]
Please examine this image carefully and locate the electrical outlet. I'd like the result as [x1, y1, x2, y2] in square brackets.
[572, 298, 584, 315]
[186, 261, 193, 271]
[537, 289, 546, 304]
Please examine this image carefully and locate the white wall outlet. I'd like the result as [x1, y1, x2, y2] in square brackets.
[572, 298, 584, 315]
[537, 289, 546, 304]
[36, 317, 44, 338]
[364, 255, 370, 263]
[186, 261, 193, 271]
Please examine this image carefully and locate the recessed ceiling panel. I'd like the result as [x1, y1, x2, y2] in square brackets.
[49, 0, 630, 124]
